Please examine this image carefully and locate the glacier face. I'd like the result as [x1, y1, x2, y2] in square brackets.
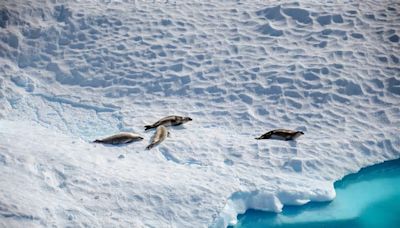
[0, 0, 399, 227]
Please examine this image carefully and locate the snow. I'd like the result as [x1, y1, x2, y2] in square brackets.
[0, 0, 399, 227]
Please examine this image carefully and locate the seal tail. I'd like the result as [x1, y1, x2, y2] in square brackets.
[144, 125, 153, 131]
[93, 139, 102, 143]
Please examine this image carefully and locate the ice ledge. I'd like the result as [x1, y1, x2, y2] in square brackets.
[211, 182, 336, 227]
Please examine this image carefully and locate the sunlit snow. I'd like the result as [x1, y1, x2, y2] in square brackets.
[0, 0, 399, 227]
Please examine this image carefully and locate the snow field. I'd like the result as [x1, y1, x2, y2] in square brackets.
[0, 0, 399, 227]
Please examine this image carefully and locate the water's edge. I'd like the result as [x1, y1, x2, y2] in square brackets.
[232, 158, 400, 228]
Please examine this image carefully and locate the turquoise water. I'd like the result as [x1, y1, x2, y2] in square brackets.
[233, 159, 400, 228]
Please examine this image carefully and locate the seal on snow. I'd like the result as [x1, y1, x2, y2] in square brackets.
[146, 125, 169, 150]
[144, 115, 192, 130]
[93, 132, 144, 144]
[255, 129, 304, 141]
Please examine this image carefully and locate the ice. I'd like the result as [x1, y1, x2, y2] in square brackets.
[235, 159, 400, 227]
[0, 0, 399, 227]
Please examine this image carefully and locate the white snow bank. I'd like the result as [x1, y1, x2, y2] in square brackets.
[214, 181, 336, 227]
[0, 0, 399, 227]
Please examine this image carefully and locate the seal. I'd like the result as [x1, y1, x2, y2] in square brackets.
[144, 115, 192, 130]
[93, 132, 144, 145]
[146, 125, 169, 150]
[255, 129, 304, 141]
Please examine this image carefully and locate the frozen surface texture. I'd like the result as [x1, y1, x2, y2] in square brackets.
[0, 0, 399, 227]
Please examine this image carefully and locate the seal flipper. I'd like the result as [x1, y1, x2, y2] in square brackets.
[146, 143, 154, 150]
[144, 125, 153, 131]
[255, 132, 272, 140]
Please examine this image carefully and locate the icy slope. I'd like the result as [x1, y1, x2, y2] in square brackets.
[0, 0, 399, 227]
